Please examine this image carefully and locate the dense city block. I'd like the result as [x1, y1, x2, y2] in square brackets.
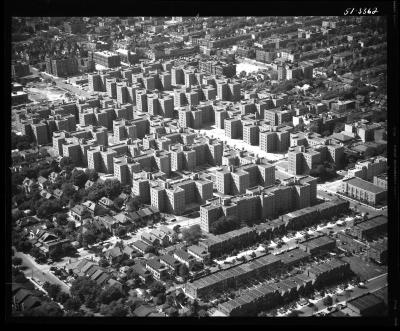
[10, 15, 388, 318]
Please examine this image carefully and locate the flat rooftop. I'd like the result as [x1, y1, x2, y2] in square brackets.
[344, 177, 386, 194]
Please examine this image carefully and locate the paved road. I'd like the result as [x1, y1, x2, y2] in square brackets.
[292, 273, 387, 317]
[15, 251, 70, 293]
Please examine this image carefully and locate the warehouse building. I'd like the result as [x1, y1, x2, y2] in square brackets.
[340, 176, 387, 206]
[347, 293, 385, 316]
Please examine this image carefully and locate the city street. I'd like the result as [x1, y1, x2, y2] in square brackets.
[14, 251, 70, 293]
[290, 272, 387, 317]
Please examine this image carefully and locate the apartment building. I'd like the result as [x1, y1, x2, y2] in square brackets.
[347, 157, 387, 181]
[259, 125, 292, 153]
[93, 51, 121, 68]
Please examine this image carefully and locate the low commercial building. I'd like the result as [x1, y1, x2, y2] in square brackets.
[347, 293, 385, 316]
[340, 177, 387, 206]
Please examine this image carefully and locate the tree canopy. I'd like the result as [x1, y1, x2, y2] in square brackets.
[181, 224, 202, 245]
[209, 215, 240, 235]
[70, 276, 101, 304]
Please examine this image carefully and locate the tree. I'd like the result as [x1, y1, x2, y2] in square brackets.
[56, 291, 70, 304]
[149, 281, 166, 297]
[209, 215, 240, 235]
[59, 156, 74, 169]
[43, 282, 61, 299]
[323, 295, 333, 306]
[14, 272, 28, 284]
[104, 179, 122, 200]
[166, 307, 179, 317]
[172, 225, 181, 233]
[98, 286, 125, 305]
[113, 197, 124, 210]
[182, 224, 202, 245]
[17, 240, 32, 254]
[11, 133, 32, 150]
[37, 200, 63, 219]
[49, 245, 64, 261]
[85, 169, 99, 182]
[82, 230, 97, 246]
[71, 170, 88, 188]
[64, 296, 82, 311]
[126, 195, 141, 212]
[98, 258, 109, 268]
[198, 309, 208, 317]
[154, 292, 166, 305]
[12, 257, 23, 266]
[62, 182, 76, 200]
[55, 213, 68, 226]
[116, 226, 127, 238]
[70, 277, 101, 303]
[23, 301, 63, 317]
[100, 300, 128, 316]
[178, 264, 190, 279]
[67, 220, 76, 230]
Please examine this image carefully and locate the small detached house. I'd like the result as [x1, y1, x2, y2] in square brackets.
[145, 258, 168, 281]
[159, 254, 181, 273]
[141, 232, 161, 247]
[52, 188, 63, 200]
[39, 190, 54, 200]
[37, 176, 50, 190]
[70, 204, 91, 221]
[133, 305, 156, 317]
[85, 180, 96, 190]
[173, 249, 196, 270]
[113, 213, 132, 225]
[97, 215, 119, 233]
[22, 178, 38, 194]
[82, 200, 108, 217]
[131, 263, 152, 282]
[132, 240, 153, 255]
[99, 197, 114, 210]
